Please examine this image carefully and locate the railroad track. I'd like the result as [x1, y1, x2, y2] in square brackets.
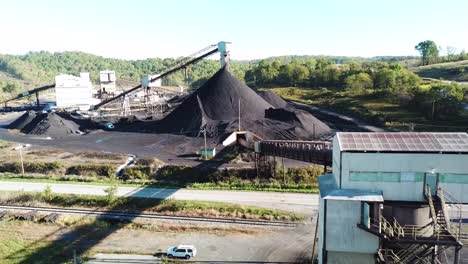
[0, 205, 300, 228]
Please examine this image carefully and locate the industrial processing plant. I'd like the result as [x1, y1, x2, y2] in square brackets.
[0, 41, 466, 264]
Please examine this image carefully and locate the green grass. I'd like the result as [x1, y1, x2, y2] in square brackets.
[0, 139, 13, 149]
[0, 172, 318, 193]
[0, 191, 304, 221]
[0, 228, 70, 264]
[267, 87, 468, 131]
[189, 182, 318, 193]
[411, 60, 468, 82]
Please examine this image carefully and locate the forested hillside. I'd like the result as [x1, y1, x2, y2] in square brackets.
[0, 51, 417, 87]
[0, 51, 249, 87]
[0, 50, 466, 125]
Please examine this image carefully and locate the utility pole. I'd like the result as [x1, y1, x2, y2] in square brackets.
[202, 128, 208, 160]
[238, 99, 241, 131]
[14, 144, 30, 177]
[432, 100, 435, 120]
[282, 157, 285, 187]
[73, 249, 78, 264]
[19, 147, 24, 176]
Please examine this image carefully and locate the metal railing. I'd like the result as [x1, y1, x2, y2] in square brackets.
[396, 243, 428, 263]
[366, 217, 405, 239]
[257, 140, 332, 166]
[366, 211, 458, 243]
[378, 249, 401, 263]
[424, 185, 440, 231]
[437, 187, 463, 240]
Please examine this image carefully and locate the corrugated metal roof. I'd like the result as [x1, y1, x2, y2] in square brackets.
[336, 132, 468, 153]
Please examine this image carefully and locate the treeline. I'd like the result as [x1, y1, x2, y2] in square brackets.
[245, 55, 417, 65]
[248, 58, 467, 119]
[246, 59, 420, 95]
[0, 51, 250, 89]
[0, 51, 416, 91]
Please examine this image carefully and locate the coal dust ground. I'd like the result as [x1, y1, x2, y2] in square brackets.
[0, 112, 312, 167]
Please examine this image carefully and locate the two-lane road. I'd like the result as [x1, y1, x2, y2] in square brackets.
[0, 181, 319, 215]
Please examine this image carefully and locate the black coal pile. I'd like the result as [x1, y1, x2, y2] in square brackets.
[265, 108, 331, 138]
[135, 66, 332, 140]
[6, 111, 37, 130]
[9, 112, 83, 137]
[258, 90, 288, 108]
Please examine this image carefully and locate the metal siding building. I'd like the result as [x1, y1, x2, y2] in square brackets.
[55, 73, 93, 110]
[319, 132, 467, 264]
[334, 132, 468, 203]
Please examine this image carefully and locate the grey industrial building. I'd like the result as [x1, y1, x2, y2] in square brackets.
[318, 132, 466, 264]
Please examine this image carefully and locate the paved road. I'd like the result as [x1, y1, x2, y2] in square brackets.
[0, 181, 318, 215]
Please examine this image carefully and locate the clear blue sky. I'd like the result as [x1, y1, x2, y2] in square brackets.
[1, 0, 467, 60]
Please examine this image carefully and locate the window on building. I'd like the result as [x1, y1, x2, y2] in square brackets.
[350, 172, 400, 182]
[439, 173, 468, 184]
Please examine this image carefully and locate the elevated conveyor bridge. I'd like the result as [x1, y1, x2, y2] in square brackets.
[255, 140, 333, 167]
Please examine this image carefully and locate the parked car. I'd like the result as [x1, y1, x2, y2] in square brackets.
[166, 245, 197, 259]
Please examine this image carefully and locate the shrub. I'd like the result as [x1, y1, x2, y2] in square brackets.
[66, 164, 116, 177]
[0, 161, 63, 174]
[104, 185, 118, 204]
[0, 162, 21, 174]
[155, 165, 203, 183]
[274, 165, 322, 185]
[42, 185, 53, 201]
[122, 166, 151, 180]
[24, 161, 63, 174]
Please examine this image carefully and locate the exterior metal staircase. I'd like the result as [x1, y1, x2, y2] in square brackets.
[367, 185, 463, 263]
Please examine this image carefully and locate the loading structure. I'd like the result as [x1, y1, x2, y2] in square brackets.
[90, 41, 231, 111]
[0, 41, 231, 113]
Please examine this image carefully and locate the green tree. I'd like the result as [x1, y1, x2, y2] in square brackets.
[374, 68, 396, 90]
[104, 185, 118, 204]
[428, 82, 464, 118]
[292, 63, 310, 86]
[344, 73, 373, 95]
[0, 81, 20, 93]
[412, 82, 465, 119]
[415, 40, 439, 65]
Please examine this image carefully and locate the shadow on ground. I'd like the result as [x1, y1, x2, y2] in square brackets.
[4, 186, 179, 263]
[2, 149, 250, 264]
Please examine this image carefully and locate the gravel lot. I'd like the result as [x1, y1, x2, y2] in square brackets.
[1, 217, 316, 264]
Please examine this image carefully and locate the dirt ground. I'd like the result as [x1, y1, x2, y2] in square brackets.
[0, 144, 128, 167]
[0, 217, 316, 263]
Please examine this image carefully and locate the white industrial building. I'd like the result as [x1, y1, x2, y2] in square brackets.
[318, 132, 466, 264]
[99, 70, 116, 94]
[55, 73, 93, 110]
